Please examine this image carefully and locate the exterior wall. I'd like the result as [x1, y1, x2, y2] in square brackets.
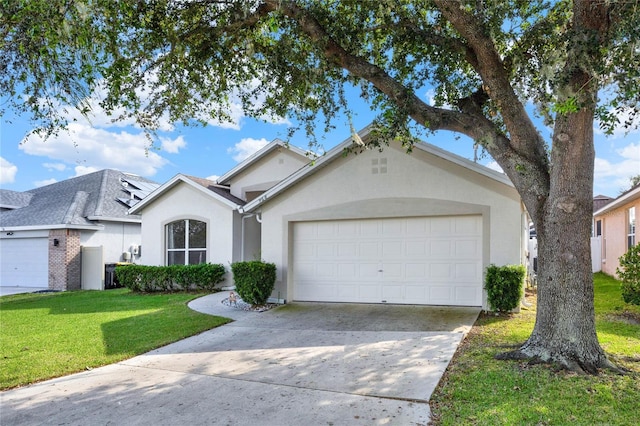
[136, 182, 236, 282]
[227, 149, 309, 200]
[257, 143, 523, 309]
[49, 229, 82, 291]
[596, 197, 640, 276]
[80, 222, 142, 264]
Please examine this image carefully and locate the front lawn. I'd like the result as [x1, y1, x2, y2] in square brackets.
[0, 289, 230, 390]
[430, 272, 640, 425]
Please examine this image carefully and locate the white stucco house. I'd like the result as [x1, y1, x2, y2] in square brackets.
[131, 126, 527, 308]
[0, 170, 159, 291]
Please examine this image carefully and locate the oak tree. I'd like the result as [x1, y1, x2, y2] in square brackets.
[3, 1, 639, 373]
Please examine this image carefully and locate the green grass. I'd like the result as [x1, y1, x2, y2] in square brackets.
[0, 289, 230, 390]
[430, 272, 640, 425]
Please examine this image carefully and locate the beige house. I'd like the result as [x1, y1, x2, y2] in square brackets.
[132, 126, 527, 309]
[593, 184, 639, 276]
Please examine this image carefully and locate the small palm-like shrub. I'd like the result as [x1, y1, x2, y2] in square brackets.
[231, 261, 276, 306]
[617, 243, 640, 305]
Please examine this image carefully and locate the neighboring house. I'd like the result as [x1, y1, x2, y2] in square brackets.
[133, 126, 526, 309]
[593, 184, 640, 277]
[0, 170, 159, 291]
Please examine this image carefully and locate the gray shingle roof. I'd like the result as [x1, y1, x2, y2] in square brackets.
[0, 189, 33, 209]
[183, 175, 246, 206]
[0, 170, 159, 228]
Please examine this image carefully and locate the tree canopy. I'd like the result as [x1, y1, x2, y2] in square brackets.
[3, 0, 639, 373]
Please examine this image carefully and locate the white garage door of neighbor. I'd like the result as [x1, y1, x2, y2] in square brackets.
[292, 216, 483, 306]
[0, 238, 49, 287]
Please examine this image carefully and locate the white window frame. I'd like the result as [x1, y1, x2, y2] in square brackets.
[628, 207, 636, 249]
[166, 219, 207, 265]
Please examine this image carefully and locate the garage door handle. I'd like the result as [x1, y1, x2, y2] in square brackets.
[378, 269, 383, 272]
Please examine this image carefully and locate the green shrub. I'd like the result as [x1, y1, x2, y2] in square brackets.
[485, 264, 525, 312]
[231, 261, 276, 306]
[617, 243, 640, 305]
[115, 263, 225, 292]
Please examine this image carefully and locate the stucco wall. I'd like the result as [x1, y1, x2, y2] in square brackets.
[80, 222, 142, 264]
[597, 197, 640, 276]
[257, 142, 523, 307]
[227, 149, 309, 200]
[136, 183, 236, 272]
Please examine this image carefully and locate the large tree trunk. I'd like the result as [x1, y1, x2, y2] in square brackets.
[498, 108, 618, 374]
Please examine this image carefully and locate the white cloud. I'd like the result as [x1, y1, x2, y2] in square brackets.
[594, 141, 640, 194]
[34, 178, 58, 187]
[74, 166, 100, 177]
[20, 123, 169, 177]
[161, 135, 186, 154]
[0, 157, 18, 184]
[484, 161, 504, 173]
[43, 162, 67, 171]
[227, 137, 269, 162]
[206, 174, 220, 182]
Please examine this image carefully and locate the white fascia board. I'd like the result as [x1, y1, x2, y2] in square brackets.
[217, 139, 309, 184]
[593, 186, 640, 217]
[86, 216, 142, 224]
[0, 224, 104, 232]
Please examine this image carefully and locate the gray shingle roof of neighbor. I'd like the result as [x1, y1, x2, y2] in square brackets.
[0, 169, 159, 228]
[0, 189, 33, 209]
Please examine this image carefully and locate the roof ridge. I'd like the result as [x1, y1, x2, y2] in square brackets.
[93, 169, 111, 217]
[62, 191, 90, 224]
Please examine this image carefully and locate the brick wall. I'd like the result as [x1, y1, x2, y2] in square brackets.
[48, 230, 82, 290]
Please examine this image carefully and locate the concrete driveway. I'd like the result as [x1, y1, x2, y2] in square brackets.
[0, 292, 479, 425]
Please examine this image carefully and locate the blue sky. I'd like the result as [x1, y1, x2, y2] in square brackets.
[1, 86, 638, 197]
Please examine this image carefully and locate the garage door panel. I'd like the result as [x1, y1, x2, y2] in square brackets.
[455, 239, 481, 257]
[405, 263, 427, 278]
[293, 216, 483, 306]
[455, 286, 482, 304]
[429, 240, 452, 257]
[359, 263, 380, 278]
[0, 238, 49, 288]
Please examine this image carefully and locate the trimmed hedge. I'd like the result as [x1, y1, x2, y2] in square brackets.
[485, 264, 525, 312]
[231, 261, 276, 306]
[617, 243, 640, 305]
[115, 263, 225, 292]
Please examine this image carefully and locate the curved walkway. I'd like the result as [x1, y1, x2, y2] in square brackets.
[1, 291, 479, 425]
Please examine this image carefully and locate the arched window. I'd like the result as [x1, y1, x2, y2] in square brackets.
[166, 219, 206, 265]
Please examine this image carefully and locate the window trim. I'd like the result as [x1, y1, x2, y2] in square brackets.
[628, 207, 636, 249]
[165, 218, 208, 265]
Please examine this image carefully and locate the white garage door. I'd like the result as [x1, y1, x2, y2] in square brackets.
[292, 216, 483, 306]
[0, 238, 49, 287]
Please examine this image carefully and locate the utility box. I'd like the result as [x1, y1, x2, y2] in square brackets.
[105, 263, 128, 289]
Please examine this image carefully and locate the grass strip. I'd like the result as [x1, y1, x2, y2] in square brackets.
[430, 273, 640, 425]
[0, 289, 230, 390]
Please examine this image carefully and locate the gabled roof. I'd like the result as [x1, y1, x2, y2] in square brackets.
[0, 170, 159, 230]
[129, 174, 245, 214]
[217, 138, 310, 185]
[240, 125, 514, 213]
[593, 184, 640, 216]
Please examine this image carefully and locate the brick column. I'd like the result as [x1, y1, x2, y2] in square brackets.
[48, 230, 82, 291]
